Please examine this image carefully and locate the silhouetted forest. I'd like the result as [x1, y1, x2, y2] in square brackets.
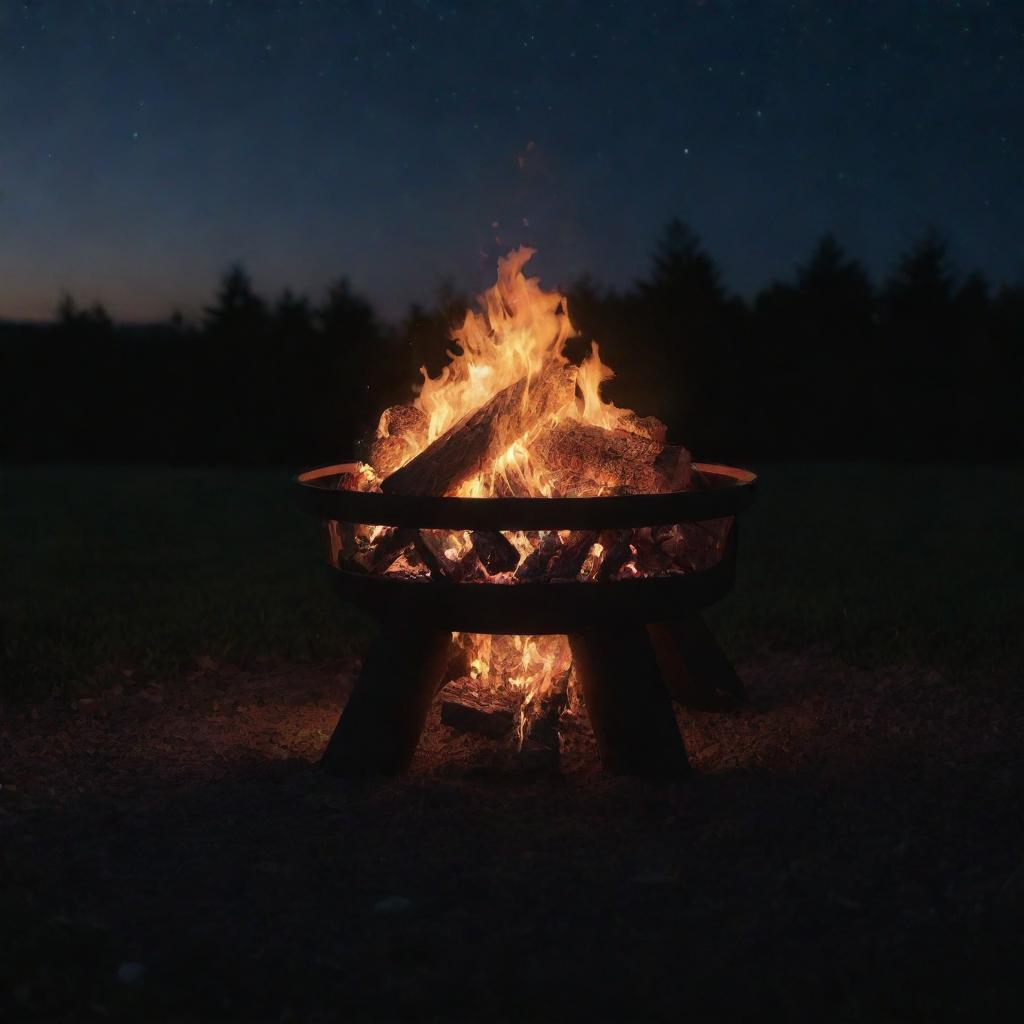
[3, 222, 1021, 464]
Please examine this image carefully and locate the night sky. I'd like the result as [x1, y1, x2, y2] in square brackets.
[1, 0, 1021, 322]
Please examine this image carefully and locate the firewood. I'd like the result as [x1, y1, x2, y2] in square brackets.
[381, 364, 578, 496]
[519, 718, 560, 771]
[493, 471, 533, 497]
[440, 679, 515, 737]
[548, 531, 598, 580]
[595, 529, 634, 582]
[518, 666, 571, 771]
[470, 531, 520, 575]
[515, 531, 561, 582]
[455, 549, 487, 582]
[355, 527, 416, 575]
[632, 527, 674, 576]
[410, 531, 483, 581]
[532, 422, 691, 495]
[413, 531, 463, 581]
[618, 412, 667, 444]
[656, 522, 725, 573]
[525, 667, 568, 740]
[367, 405, 429, 478]
[367, 436, 410, 479]
[336, 471, 364, 492]
[380, 403, 429, 441]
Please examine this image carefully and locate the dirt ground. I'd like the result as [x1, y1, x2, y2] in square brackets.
[3, 651, 1023, 1022]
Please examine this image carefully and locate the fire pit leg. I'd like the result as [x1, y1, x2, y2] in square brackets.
[569, 627, 689, 778]
[648, 615, 747, 711]
[321, 626, 452, 777]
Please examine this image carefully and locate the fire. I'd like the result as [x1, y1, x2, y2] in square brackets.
[376, 248, 636, 739]
[354, 248, 710, 744]
[452, 632, 576, 744]
[403, 246, 631, 498]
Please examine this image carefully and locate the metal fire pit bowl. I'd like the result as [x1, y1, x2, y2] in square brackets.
[294, 461, 757, 778]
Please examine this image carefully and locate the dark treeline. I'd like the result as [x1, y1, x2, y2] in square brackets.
[3, 221, 1021, 464]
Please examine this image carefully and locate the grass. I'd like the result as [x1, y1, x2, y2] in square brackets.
[716, 461, 1024, 669]
[1, 465, 366, 699]
[3, 461, 1022, 699]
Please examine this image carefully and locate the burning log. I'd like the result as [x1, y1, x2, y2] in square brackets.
[656, 521, 726, 573]
[367, 405, 429, 478]
[413, 531, 465, 581]
[441, 664, 570, 774]
[518, 666, 570, 771]
[531, 422, 692, 495]
[595, 529, 635, 582]
[353, 526, 416, 575]
[336, 470, 369, 493]
[619, 412, 667, 444]
[379, 403, 430, 441]
[367, 437, 412, 480]
[493, 472, 533, 497]
[515, 531, 561, 582]
[469, 530, 520, 575]
[381, 364, 578, 496]
[440, 678, 516, 737]
[548, 531, 598, 580]
[632, 528, 673, 576]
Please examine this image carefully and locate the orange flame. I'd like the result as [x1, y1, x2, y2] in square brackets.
[402, 247, 630, 498]
[376, 248, 638, 743]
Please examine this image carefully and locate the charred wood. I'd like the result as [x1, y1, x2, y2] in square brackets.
[440, 678, 516, 738]
[367, 436, 411, 480]
[381, 364, 578, 496]
[470, 531, 521, 575]
[492, 471, 533, 497]
[367, 405, 429, 478]
[656, 521, 727, 573]
[413, 531, 463, 581]
[515, 531, 561, 582]
[532, 422, 691, 495]
[352, 526, 416, 575]
[618, 412, 667, 444]
[595, 529, 634, 582]
[548, 531, 599, 580]
[520, 665, 570, 770]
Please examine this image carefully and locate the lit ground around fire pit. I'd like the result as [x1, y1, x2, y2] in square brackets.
[3, 463, 1023, 1019]
[4, 652, 1023, 1020]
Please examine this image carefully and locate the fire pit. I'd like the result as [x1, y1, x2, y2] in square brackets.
[294, 248, 757, 777]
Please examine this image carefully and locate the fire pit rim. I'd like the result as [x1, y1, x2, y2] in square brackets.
[294, 461, 757, 530]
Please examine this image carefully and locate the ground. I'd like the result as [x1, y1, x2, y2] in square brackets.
[2, 464, 1023, 1021]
